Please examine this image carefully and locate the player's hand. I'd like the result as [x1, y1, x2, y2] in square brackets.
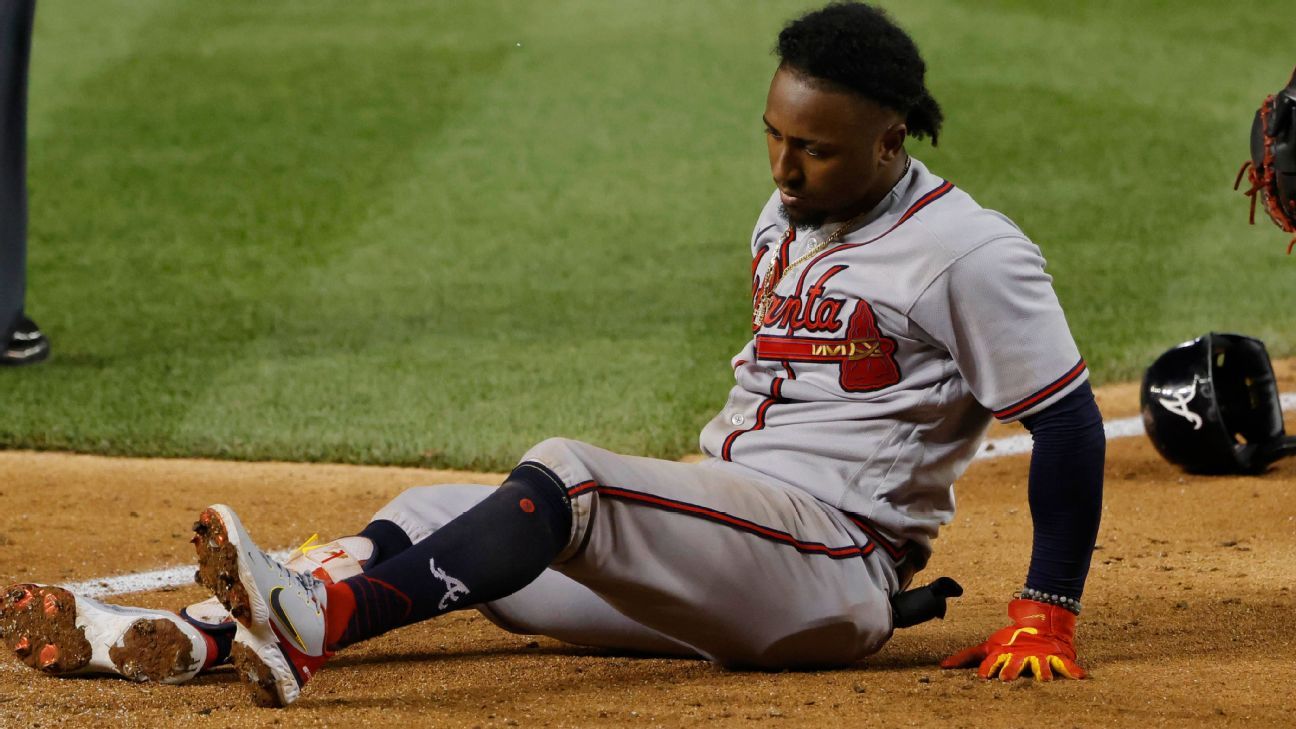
[939, 598, 1086, 681]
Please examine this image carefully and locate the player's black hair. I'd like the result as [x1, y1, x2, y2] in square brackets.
[776, 2, 943, 146]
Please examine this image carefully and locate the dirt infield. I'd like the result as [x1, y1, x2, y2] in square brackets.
[0, 379, 1294, 727]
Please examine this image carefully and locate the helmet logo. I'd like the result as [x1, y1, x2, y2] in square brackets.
[1152, 377, 1205, 430]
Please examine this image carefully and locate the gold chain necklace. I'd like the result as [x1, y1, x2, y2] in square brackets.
[751, 210, 869, 329]
[751, 159, 912, 330]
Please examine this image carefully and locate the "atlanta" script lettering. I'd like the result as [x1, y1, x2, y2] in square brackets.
[755, 265, 848, 333]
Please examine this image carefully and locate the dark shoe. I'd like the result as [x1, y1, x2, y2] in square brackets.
[1, 317, 50, 366]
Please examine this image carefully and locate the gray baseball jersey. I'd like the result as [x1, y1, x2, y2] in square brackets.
[699, 157, 1086, 551]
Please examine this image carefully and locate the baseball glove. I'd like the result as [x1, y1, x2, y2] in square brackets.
[1235, 66, 1296, 253]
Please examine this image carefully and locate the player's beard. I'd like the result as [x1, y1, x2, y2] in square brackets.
[778, 203, 827, 232]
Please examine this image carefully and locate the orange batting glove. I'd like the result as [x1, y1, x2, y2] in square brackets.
[939, 598, 1086, 681]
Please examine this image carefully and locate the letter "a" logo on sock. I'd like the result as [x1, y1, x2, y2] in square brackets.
[429, 558, 470, 611]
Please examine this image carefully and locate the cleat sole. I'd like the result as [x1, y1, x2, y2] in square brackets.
[0, 585, 93, 674]
[193, 508, 254, 625]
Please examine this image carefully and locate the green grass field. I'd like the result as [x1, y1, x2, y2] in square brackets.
[1, 0, 1292, 469]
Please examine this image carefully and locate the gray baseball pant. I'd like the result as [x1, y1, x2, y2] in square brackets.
[371, 438, 902, 669]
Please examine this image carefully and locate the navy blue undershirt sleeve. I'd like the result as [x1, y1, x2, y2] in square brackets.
[1018, 379, 1105, 600]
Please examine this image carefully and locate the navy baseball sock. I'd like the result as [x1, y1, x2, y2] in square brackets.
[356, 519, 413, 569]
[179, 615, 236, 670]
[325, 462, 572, 649]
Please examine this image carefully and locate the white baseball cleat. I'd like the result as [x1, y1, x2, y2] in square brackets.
[0, 584, 208, 683]
[179, 531, 367, 625]
[177, 532, 367, 632]
[192, 504, 332, 707]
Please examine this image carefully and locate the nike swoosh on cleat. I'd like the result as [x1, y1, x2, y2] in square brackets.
[269, 586, 307, 652]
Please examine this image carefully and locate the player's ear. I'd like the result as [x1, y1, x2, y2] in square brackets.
[878, 122, 907, 166]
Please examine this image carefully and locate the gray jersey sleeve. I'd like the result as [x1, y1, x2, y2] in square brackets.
[908, 234, 1087, 422]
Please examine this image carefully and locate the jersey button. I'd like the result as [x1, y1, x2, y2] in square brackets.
[730, 414, 746, 426]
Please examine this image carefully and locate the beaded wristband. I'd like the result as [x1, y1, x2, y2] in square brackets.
[1017, 586, 1082, 615]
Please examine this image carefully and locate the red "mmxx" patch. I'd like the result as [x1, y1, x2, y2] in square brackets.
[755, 300, 901, 392]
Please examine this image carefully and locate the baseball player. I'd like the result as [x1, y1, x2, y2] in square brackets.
[1, 2, 1104, 706]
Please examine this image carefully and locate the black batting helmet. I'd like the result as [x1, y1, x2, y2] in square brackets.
[1140, 333, 1296, 474]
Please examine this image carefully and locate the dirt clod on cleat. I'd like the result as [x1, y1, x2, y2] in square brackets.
[110, 618, 196, 682]
[230, 641, 286, 708]
[0, 585, 93, 674]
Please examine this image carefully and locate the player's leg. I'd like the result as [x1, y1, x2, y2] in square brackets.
[0, 480, 679, 687]
[192, 440, 902, 704]
[191, 463, 589, 706]
[240, 483, 687, 655]
[0, 0, 35, 346]
[306, 466, 714, 658]
[371, 485, 695, 657]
